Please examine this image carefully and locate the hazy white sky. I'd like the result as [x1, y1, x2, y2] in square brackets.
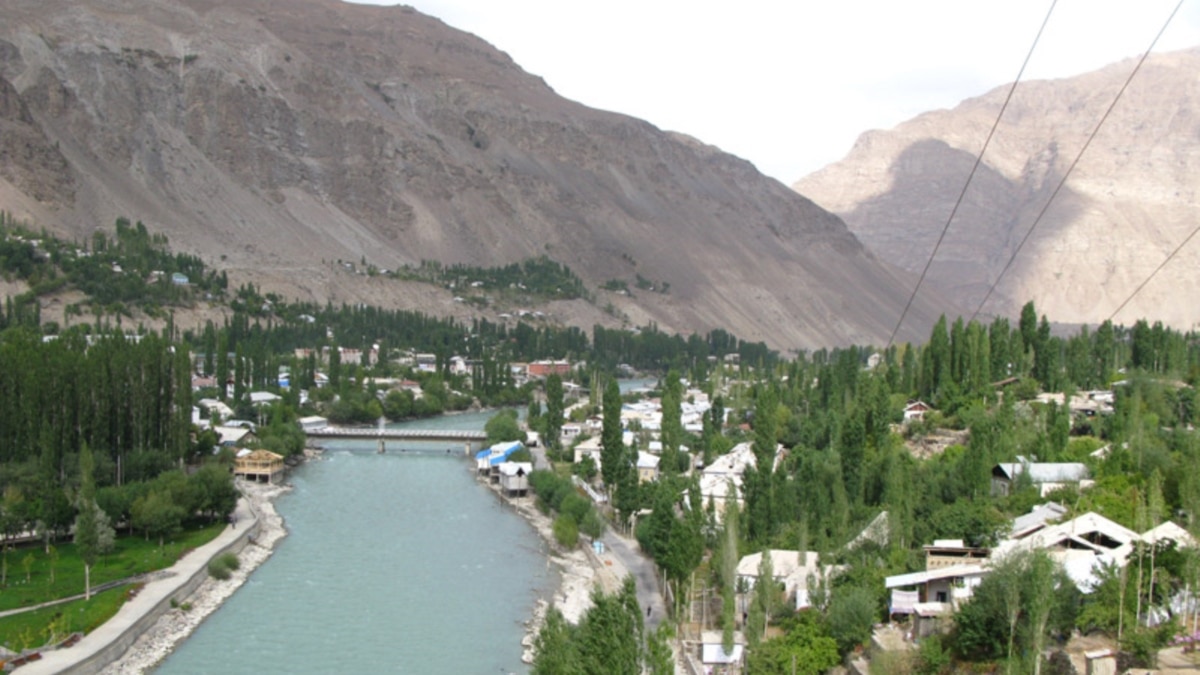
[348, 0, 1200, 183]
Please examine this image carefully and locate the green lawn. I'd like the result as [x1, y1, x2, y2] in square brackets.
[0, 585, 132, 653]
[0, 522, 225, 613]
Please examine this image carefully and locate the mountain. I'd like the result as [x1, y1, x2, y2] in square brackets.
[0, 0, 950, 350]
[795, 47, 1200, 330]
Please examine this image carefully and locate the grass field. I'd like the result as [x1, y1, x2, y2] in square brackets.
[0, 586, 133, 652]
[0, 522, 225, 652]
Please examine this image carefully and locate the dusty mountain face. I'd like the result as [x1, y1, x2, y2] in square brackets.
[0, 0, 950, 349]
[796, 47, 1200, 330]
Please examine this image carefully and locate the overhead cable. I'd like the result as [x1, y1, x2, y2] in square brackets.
[886, 0, 1059, 350]
[968, 0, 1187, 324]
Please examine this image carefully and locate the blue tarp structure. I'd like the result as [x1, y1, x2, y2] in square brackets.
[477, 440, 523, 465]
[488, 440, 523, 465]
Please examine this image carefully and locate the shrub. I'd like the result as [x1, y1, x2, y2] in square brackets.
[207, 552, 241, 580]
[553, 514, 579, 548]
[208, 559, 232, 580]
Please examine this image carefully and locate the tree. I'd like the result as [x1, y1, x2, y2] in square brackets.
[745, 611, 840, 675]
[827, 585, 877, 656]
[747, 550, 777, 644]
[600, 379, 625, 490]
[950, 550, 1077, 668]
[720, 497, 740, 653]
[576, 577, 644, 675]
[661, 370, 684, 473]
[484, 409, 522, 445]
[644, 623, 674, 675]
[74, 444, 101, 599]
[545, 374, 564, 452]
[532, 607, 583, 675]
[189, 462, 239, 522]
[131, 490, 185, 551]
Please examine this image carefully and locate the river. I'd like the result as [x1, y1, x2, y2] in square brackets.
[156, 411, 552, 674]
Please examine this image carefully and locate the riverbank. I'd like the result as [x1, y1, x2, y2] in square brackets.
[96, 480, 290, 674]
[480, 477, 628, 664]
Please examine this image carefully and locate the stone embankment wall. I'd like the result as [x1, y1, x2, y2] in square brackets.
[56, 508, 262, 675]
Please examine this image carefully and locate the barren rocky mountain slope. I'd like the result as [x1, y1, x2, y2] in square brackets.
[795, 47, 1200, 330]
[0, 0, 950, 349]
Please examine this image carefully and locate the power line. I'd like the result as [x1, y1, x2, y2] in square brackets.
[968, 0, 1187, 325]
[1107, 223, 1200, 323]
[886, 0, 1059, 350]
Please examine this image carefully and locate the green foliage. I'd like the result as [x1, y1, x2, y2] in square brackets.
[532, 577, 645, 675]
[484, 409, 523, 445]
[0, 523, 224, 615]
[553, 514, 579, 548]
[745, 611, 840, 675]
[400, 255, 587, 301]
[949, 551, 1079, 664]
[131, 490, 186, 550]
[207, 551, 241, 580]
[0, 585, 131, 652]
[827, 585, 878, 655]
[0, 219, 226, 315]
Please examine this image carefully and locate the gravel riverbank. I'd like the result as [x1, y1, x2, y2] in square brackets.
[97, 481, 290, 675]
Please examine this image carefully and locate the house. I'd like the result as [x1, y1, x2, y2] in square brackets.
[573, 436, 603, 470]
[699, 631, 745, 669]
[560, 423, 584, 444]
[697, 442, 783, 521]
[992, 511, 1139, 590]
[527, 359, 572, 378]
[214, 426, 257, 447]
[886, 564, 988, 610]
[192, 375, 218, 390]
[736, 550, 840, 610]
[198, 398, 235, 422]
[234, 449, 285, 484]
[991, 456, 1092, 497]
[924, 539, 990, 570]
[903, 400, 934, 423]
[498, 462, 532, 497]
[449, 355, 470, 376]
[1009, 502, 1069, 539]
[170, 272, 189, 285]
[636, 451, 660, 483]
[249, 391, 282, 406]
[912, 602, 952, 638]
[298, 416, 329, 432]
[475, 441, 524, 478]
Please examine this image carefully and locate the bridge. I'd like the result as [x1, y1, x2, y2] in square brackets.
[305, 427, 489, 452]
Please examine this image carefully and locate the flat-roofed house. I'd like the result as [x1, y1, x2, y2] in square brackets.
[991, 456, 1091, 497]
[498, 462, 532, 497]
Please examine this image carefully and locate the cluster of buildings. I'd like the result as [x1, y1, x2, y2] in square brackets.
[565, 382, 721, 486]
[886, 493, 1196, 639]
[474, 440, 531, 497]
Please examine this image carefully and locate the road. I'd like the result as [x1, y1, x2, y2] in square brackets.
[602, 527, 667, 631]
[530, 441, 666, 631]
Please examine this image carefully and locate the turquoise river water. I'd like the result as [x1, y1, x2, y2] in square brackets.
[156, 411, 552, 674]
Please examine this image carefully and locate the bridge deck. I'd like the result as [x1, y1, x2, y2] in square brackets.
[305, 427, 487, 441]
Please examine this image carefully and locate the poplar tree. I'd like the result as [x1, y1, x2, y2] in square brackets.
[600, 379, 625, 491]
[720, 496, 739, 653]
[660, 370, 683, 473]
[74, 444, 112, 600]
[544, 374, 564, 452]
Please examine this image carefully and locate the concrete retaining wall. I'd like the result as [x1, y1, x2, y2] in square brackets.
[56, 513, 262, 675]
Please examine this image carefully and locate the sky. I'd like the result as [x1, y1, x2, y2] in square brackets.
[348, 0, 1200, 184]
